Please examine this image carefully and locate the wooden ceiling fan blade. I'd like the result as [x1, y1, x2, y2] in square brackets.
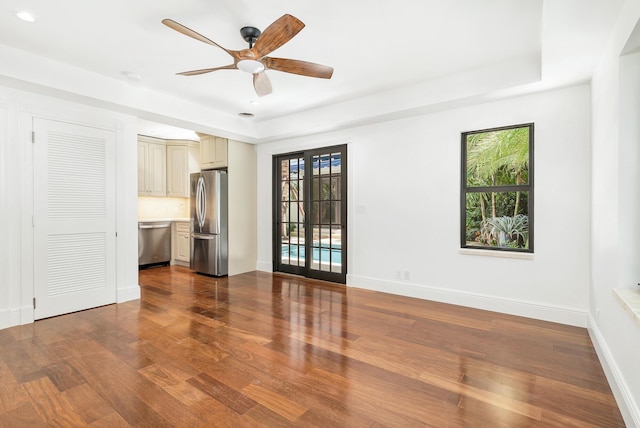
[162, 19, 237, 58]
[253, 72, 272, 97]
[251, 14, 305, 59]
[177, 64, 237, 76]
[263, 57, 333, 79]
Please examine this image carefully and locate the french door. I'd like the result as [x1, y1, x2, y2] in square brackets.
[273, 145, 347, 284]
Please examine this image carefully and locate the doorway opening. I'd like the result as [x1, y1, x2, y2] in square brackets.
[273, 145, 347, 284]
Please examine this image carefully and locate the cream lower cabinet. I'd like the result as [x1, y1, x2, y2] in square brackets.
[173, 222, 190, 266]
[138, 136, 166, 196]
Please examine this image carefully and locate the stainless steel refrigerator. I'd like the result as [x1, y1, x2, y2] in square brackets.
[190, 170, 228, 276]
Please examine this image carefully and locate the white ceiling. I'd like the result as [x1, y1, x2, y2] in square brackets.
[0, 0, 626, 142]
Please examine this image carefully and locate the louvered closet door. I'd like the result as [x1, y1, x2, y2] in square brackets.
[33, 118, 116, 319]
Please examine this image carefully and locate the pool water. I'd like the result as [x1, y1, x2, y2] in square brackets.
[282, 245, 342, 264]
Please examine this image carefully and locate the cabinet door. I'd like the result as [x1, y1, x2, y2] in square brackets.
[200, 136, 213, 169]
[176, 231, 190, 261]
[213, 137, 228, 168]
[174, 222, 191, 262]
[147, 142, 166, 196]
[200, 135, 228, 169]
[137, 141, 148, 195]
[167, 145, 188, 197]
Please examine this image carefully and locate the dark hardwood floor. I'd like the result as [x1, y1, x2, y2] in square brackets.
[0, 266, 625, 427]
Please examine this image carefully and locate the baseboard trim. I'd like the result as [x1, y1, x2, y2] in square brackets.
[1, 288, 139, 331]
[20, 305, 33, 325]
[256, 261, 273, 272]
[0, 308, 11, 330]
[118, 285, 140, 303]
[346, 274, 587, 327]
[0, 306, 34, 330]
[588, 314, 640, 428]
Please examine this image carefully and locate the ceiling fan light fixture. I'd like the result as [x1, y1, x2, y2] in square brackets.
[237, 60, 265, 74]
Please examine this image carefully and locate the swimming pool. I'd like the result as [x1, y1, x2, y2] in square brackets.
[281, 244, 342, 264]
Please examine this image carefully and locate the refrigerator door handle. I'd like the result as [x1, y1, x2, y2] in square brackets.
[192, 233, 217, 240]
[200, 178, 207, 225]
[195, 177, 201, 227]
[196, 176, 206, 230]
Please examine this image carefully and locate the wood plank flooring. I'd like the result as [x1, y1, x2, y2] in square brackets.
[0, 266, 625, 427]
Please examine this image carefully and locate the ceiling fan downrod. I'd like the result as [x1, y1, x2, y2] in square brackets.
[240, 26, 261, 49]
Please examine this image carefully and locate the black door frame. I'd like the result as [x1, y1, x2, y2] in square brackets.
[272, 144, 347, 284]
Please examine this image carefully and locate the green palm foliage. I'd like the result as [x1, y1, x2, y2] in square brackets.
[466, 127, 529, 216]
[465, 126, 530, 248]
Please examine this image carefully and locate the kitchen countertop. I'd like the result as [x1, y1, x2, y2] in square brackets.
[138, 218, 190, 223]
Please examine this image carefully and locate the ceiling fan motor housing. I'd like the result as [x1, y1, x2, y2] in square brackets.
[240, 26, 261, 48]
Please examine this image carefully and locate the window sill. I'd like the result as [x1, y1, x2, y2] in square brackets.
[459, 248, 534, 260]
[614, 288, 640, 326]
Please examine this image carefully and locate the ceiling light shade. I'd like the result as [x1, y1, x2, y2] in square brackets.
[237, 60, 265, 74]
[16, 11, 35, 22]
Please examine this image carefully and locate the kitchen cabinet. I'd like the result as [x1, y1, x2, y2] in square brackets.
[198, 133, 228, 170]
[173, 221, 191, 266]
[166, 140, 200, 197]
[138, 136, 166, 196]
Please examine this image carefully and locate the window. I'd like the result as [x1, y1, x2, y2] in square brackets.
[461, 123, 533, 252]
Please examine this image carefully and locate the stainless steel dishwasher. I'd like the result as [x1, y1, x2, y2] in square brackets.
[138, 222, 171, 267]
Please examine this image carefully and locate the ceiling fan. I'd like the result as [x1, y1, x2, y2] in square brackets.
[162, 14, 334, 97]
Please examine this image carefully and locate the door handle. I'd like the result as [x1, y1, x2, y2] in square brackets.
[139, 223, 171, 229]
[196, 176, 206, 230]
[192, 233, 216, 240]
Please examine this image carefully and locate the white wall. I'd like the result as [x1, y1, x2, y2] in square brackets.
[228, 139, 257, 276]
[257, 84, 592, 326]
[0, 95, 19, 328]
[590, 0, 640, 425]
[0, 86, 139, 329]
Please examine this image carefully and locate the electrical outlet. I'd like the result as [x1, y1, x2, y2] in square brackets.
[402, 270, 410, 281]
[395, 270, 402, 280]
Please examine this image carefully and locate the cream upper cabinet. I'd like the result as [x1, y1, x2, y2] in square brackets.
[138, 136, 166, 196]
[198, 133, 228, 170]
[166, 141, 200, 197]
[137, 142, 147, 193]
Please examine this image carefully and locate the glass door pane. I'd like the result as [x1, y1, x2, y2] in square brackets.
[309, 151, 343, 276]
[276, 156, 305, 273]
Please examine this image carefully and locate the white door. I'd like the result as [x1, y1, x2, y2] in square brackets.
[33, 118, 116, 319]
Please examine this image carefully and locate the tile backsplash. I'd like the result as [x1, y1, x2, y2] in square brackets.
[138, 196, 189, 219]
